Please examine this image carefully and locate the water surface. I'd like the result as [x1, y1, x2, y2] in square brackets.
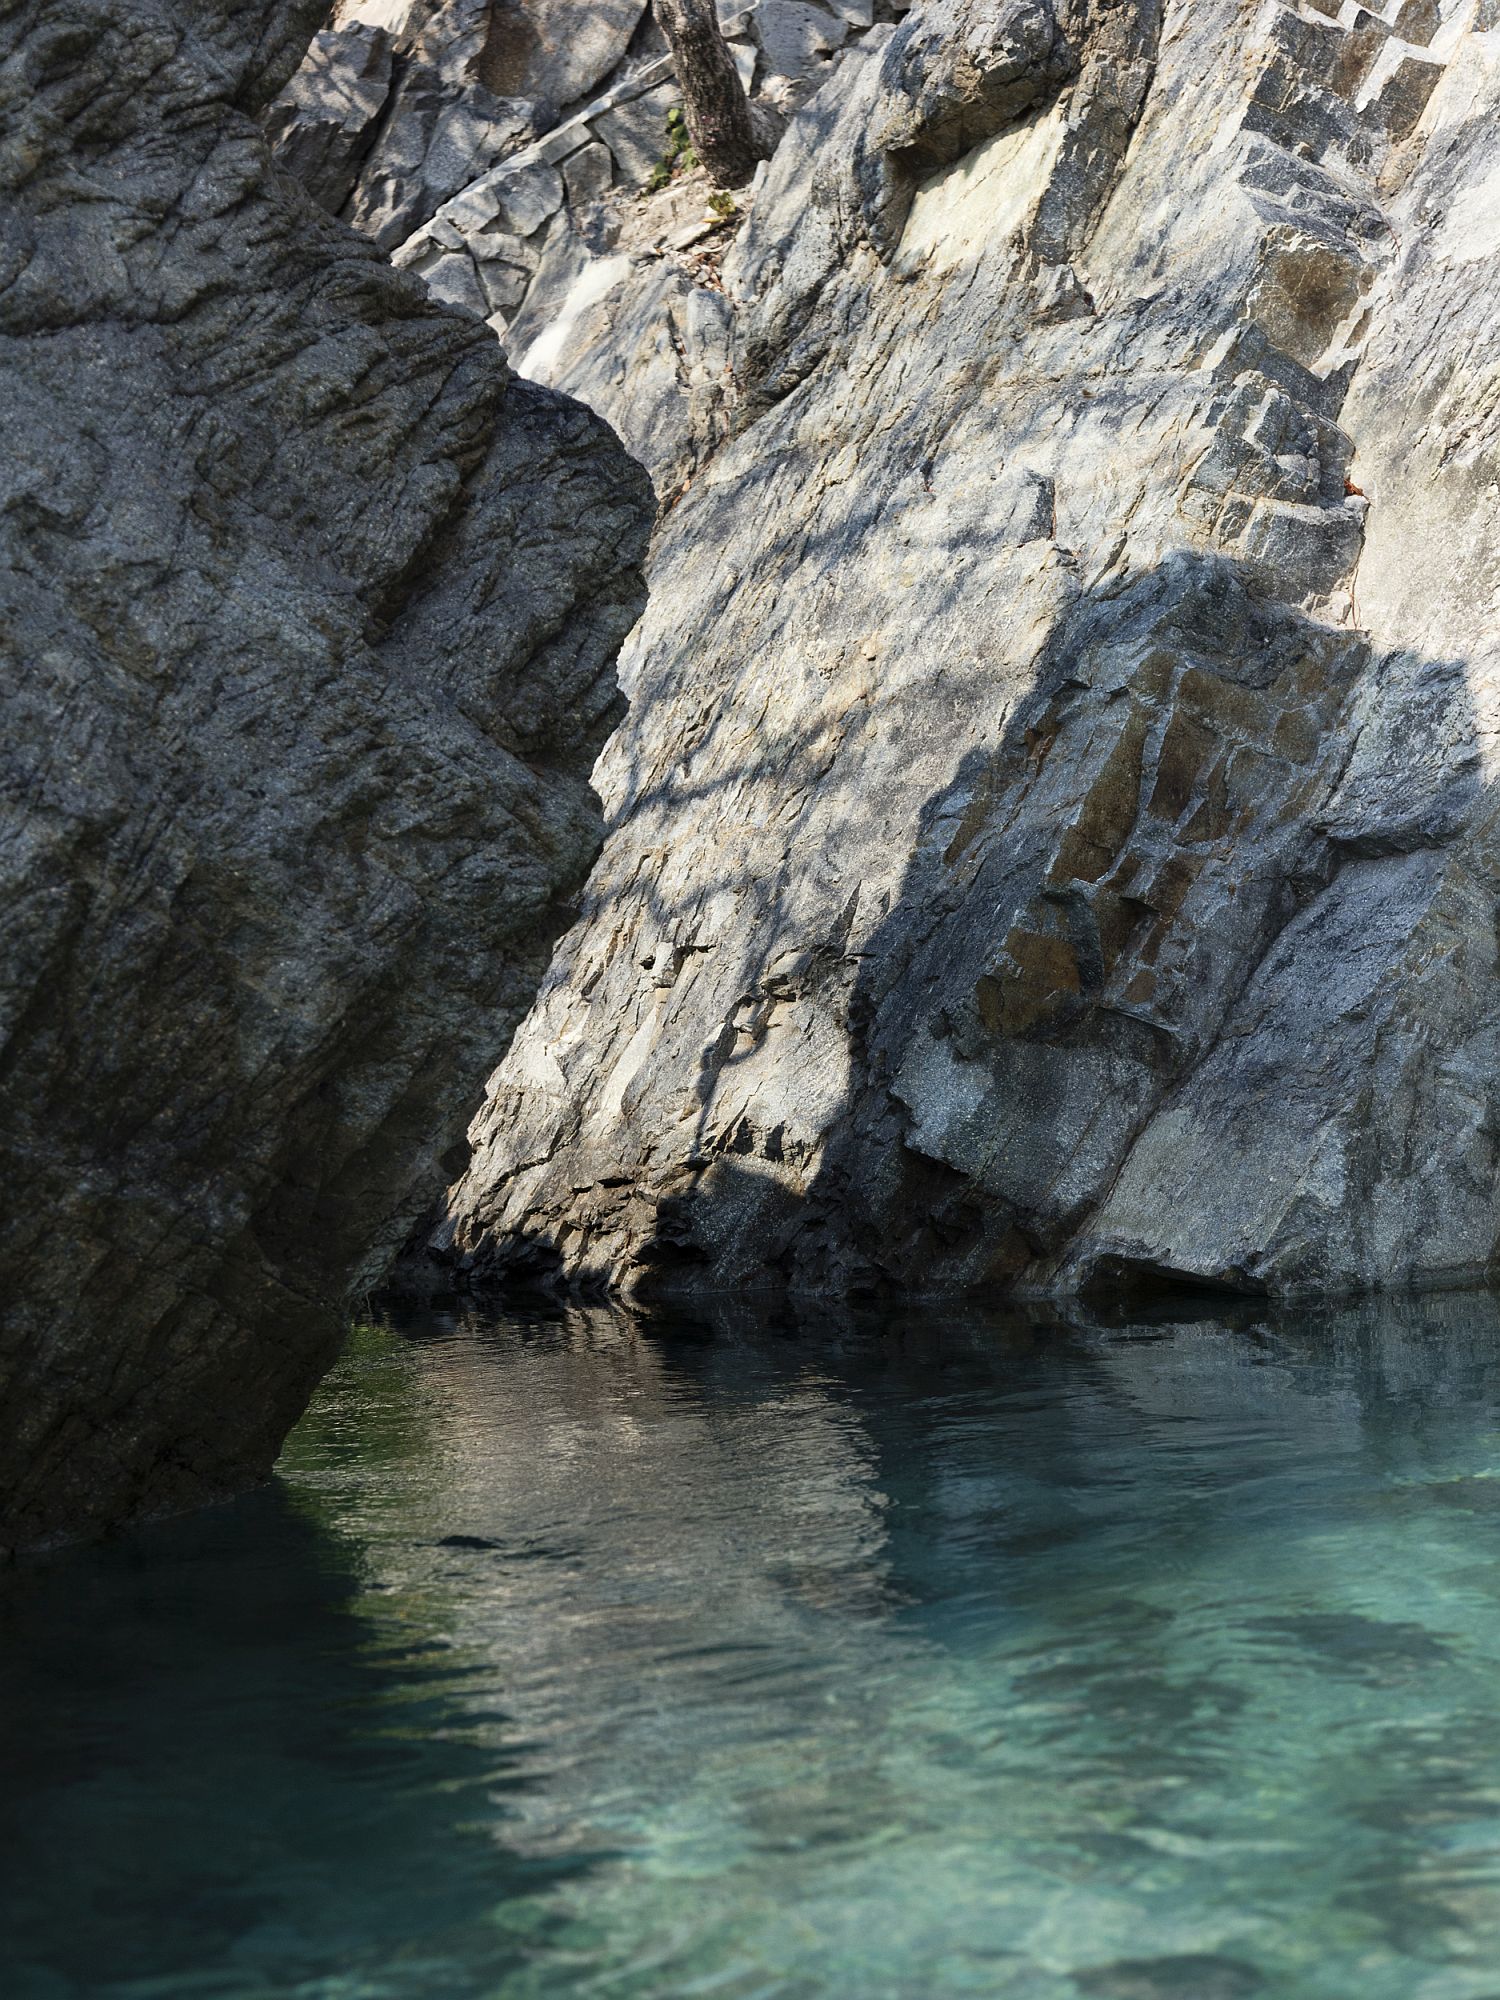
[8, 1294, 1500, 1997]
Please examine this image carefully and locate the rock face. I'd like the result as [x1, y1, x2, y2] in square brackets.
[268, 0, 912, 492]
[0, 0, 651, 1550]
[271, 0, 901, 253]
[440, 0, 1500, 1304]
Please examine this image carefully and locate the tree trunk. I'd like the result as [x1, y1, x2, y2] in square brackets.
[654, 0, 769, 188]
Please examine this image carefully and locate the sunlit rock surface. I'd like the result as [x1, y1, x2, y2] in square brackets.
[268, 0, 911, 492]
[0, 0, 651, 1549]
[441, 0, 1500, 1303]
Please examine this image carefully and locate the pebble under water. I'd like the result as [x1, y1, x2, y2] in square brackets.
[9, 1295, 1500, 1997]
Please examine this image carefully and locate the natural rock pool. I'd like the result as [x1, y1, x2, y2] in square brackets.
[8, 1295, 1500, 1998]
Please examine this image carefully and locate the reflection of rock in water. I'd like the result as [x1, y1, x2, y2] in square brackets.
[309, 1291, 1500, 1991]
[313, 1303, 910, 1865]
[0, 1485, 591, 1995]
[302, 1288, 1500, 1864]
[12, 1290, 1500, 1992]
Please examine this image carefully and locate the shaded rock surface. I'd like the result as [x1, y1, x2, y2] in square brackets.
[437, 0, 1500, 1304]
[0, 0, 651, 1549]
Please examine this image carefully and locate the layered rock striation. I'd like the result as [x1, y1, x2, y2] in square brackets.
[441, 0, 1500, 1303]
[0, 0, 651, 1548]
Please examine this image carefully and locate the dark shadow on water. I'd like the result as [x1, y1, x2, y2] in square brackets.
[0, 1484, 600, 1999]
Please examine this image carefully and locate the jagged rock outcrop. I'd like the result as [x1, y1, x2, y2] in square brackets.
[269, 0, 911, 491]
[438, 0, 1500, 1304]
[0, 0, 651, 1550]
[271, 0, 898, 256]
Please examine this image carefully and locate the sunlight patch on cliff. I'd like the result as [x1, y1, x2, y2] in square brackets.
[895, 105, 1068, 280]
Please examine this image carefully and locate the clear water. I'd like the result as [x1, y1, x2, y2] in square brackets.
[9, 1295, 1500, 1999]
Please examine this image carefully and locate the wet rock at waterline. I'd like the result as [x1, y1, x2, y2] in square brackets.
[438, 0, 1500, 1303]
[0, 0, 652, 1550]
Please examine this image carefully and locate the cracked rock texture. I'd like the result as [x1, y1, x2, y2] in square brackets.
[440, 0, 1500, 1304]
[0, 0, 651, 1549]
[268, 0, 913, 493]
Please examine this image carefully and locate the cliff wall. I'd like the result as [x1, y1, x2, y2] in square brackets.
[442, 0, 1500, 1302]
[268, 0, 910, 492]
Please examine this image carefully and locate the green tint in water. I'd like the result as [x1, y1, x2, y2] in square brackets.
[8, 1297, 1500, 1997]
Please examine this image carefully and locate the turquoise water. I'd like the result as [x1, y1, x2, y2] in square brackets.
[9, 1296, 1500, 1998]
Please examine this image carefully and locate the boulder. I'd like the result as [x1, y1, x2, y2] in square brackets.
[261, 22, 394, 214]
[0, 0, 652, 1549]
[513, 238, 735, 494]
[342, 0, 541, 250]
[267, 0, 546, 250]
[479, 0, 651, 110]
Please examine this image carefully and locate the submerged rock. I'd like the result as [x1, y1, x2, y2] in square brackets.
[440, 0, 1500, 1304]
[0, 0, 651, 1549]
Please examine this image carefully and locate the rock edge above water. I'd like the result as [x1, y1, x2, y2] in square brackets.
[0, 0, 652, 1549]
[441, 0, 1500, 1305]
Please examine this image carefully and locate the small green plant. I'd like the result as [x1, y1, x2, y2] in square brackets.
[707, 188, 736, 222]
[646, 106, 697, 192]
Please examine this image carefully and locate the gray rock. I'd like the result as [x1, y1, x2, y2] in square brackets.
[440, 0, 1500, 1306]
[409, 244, 492, 316]
[477, 257, 535, 319]
[267, 0, 901, 343]
[268, 0, 543, 250]
[593, 80, 683, 187]
[478, 0, 650, 109]
[400, 157, 566, 256]
[519, 253, 735, 495]
[509, 55, 677, 170]
[263, 23, 394, 213]
[501, 209, 621, 356]
[562, 138, 617, 206]
[854, 0, 1080, 253]
[0, 0, 650, 1550]
[1370, 51, 1443, 142]
[347, 75, 538, 250]
[753, 0, 850, 83]
[487, 160, 568, 236]
[726, 38, 760, 93]
[1391, 0, 1439, 41]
